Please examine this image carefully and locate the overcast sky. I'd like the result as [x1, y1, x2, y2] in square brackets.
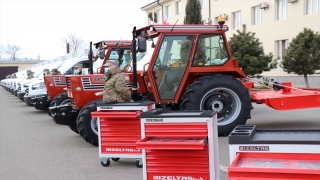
[0, 0, 148, 60]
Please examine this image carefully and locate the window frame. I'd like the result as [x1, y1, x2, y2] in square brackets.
[276, 39, 288, 61]
[305, 0, 320, 14]
[157, 9, 162, 23]
[233, 11, 241, 29]
[201, 0, 206, 6]
[176, 1, 181, 15]
[165, 5, 170, 19]
[276, 0, 288, 21]
[252, 6, 262, 25]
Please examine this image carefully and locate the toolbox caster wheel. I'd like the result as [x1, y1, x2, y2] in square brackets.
[135, 159, 142, 168]
[111, 158, 120, 161]
[101, 159, 110, 167]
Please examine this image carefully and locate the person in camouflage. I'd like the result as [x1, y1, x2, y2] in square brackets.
[43, 69, 51, 76]
[51, 68, 61, 75]
[102, 60, 131, 102]
[73, 63, 82, 75]
[26, 70, 34, 79]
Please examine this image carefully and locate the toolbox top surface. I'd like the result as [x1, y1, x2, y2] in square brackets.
[140, 109, 216, 118]
[229, 125, 320, 144]
[97, 100, 154, 107]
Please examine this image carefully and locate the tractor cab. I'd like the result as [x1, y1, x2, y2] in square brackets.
[65, 40, 132, 109]
[133, 24, 246, 104]
[129, 24, 252, 136]
[93, 40, 132, 74]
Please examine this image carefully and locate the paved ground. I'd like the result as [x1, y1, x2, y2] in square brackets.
[1, 87, 320, 180]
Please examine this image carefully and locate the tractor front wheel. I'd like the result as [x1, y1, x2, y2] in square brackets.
[48, 92, 68, 117]
[77, 99, 102, 146]
[180, 74, 252, 136]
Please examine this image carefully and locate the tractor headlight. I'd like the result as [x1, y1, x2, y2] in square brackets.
[32, 82, 45, 90]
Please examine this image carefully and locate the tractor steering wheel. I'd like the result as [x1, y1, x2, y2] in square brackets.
[159, 65, 171, 72]
[123, 64, 132, 72]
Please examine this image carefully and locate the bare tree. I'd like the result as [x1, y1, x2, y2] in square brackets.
[5, 43, 21, 60]
[62, 32, 86, 53]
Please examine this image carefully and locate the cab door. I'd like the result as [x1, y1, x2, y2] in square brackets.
[149, 35, 194, 101]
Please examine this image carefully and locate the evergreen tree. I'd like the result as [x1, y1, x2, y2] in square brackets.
[281, 28, 320, 88]
[229, 24, 277, 76]
[184, 0, 202, 24]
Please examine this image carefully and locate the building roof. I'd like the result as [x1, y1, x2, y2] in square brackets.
[141, 0, 170, 11]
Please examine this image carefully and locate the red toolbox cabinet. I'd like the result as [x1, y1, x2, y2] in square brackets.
[228, 125, 320, 164]
[91, 101, 155, 167]
[228, 152, 320, 180]
[136, 109, 219, 180]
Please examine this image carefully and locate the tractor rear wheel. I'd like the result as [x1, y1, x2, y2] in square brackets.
[180, 74, 252, 136]
[77, 99, 102, 146]
[48, 92, 68, 117]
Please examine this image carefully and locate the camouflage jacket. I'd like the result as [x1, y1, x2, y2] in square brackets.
[27, 74, 34, 79]
[103, 68, 131, 102]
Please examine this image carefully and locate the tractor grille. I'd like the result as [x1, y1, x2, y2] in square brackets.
[66, 77, 72, 89]
[70, 98, 76, 105]
[47, 90, 50, 99]
[44, 77, 50, 98]
[25, 86, 29, 96]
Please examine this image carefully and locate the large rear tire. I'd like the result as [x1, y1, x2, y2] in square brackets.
[77, 99, 102, 146]
[180, 74, 252, 136]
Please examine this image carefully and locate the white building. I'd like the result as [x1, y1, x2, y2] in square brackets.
[141, 0, 320, 82]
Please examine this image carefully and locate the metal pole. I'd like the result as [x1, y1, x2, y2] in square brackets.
[132, 27, 137, 100]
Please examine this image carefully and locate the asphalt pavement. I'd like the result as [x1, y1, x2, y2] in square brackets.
[1, 86, 320, 180]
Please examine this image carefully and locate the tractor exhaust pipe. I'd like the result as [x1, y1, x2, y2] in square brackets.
[88, 41, 93, 74]
[132, 26, 138, 100]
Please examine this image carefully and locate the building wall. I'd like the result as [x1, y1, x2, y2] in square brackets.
[0, 61, 43, 72]
[141, 0, 320, 77]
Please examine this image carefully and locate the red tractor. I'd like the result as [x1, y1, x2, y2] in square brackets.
[52, 23, 255, 146]
[35, 53, 93, 123]
[49, 40, 134, 144]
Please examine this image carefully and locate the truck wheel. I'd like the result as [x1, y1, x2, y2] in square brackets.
[48, 92, 68, 117]
[77, 99, 102, 146]
[180, 74, 252, 136]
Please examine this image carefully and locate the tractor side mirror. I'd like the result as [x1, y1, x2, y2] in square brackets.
[99, 49, 106, 60]
[137, 38, 147, 52]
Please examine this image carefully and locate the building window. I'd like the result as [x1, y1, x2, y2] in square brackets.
[252, 6, 262, 25]
[176, 1, 181, 15]
[232, 11, 241, 29]
[200, 0, 206, 6]
[306, 0, 320, 14]
[165, 5, 170, 19]
[276, 40, 288, 60]
[276, 0, 288, 20]
[157, 9, 162, 23]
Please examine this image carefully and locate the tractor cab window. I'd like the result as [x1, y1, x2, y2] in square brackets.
[93, 49, 106, 73]
[109, 48, 131, 70]
[152, 35, 194, 100]
[64, 60, 90, 75]
[192, 34, 229, 66]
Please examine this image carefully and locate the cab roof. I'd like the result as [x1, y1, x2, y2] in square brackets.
[93, 40, 131, 49]
[135, 24, 229, 38]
